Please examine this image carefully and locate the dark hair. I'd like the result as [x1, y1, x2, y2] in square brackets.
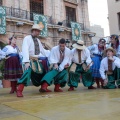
[99, 38, 106, 43]
[110, 34, 119, 39]
[59, 38, 66, 44]
[9, 35, 17, 45]
[98, 38, 106, 50]
[110, 34, 119, 49]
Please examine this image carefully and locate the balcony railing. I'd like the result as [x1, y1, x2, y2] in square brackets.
[5, 6, 53, 24]
[1, 6, 85, 30]
[64, 0, 78, 4]
[63, 20, 84, 30]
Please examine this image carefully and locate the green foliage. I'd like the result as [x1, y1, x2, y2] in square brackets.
[0, 42, 6, 49]
[0, 59, 5, 79]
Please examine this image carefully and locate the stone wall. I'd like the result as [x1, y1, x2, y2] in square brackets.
[0, 0, 92, 50]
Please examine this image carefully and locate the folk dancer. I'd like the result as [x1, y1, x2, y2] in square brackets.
[17, 24, 48, 97]
[88, 39, 106, 88]
[68, 40, 96, 91]
[108, 34, 120, 58]
[100, 47, 120, 89]
[40, 38, 71, 92]
[0, 35, 23, 94]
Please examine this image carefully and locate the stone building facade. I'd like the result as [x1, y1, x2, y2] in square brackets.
[0, 0, 93, 50]
[107, 0, 120, 35]
[90, 25, 104, 44]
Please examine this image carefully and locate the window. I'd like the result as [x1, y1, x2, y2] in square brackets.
[66, 6, 76, 27]
[117, 12, 120, 30]
[30, 0, 44, 14]
[0, 0, 2, 6]
[64, 0, 78, 4]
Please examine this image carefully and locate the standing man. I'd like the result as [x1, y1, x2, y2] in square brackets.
[40, 38, 71, 92]
[68, 40, 96, 91]
[17, 24, 48, 97]
[100, 47, 120, 89]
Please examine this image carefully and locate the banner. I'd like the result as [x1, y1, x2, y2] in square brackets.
[71, 22, 81, 41]
[33, 14, 47, 37]
[0, 6, 6, 34]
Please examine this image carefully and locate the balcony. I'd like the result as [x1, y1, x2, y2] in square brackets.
[64, 0, 78, 4]
[63, 20, 84, 30]
[4, 6, 52, 24]
[1, 6, 85, 31]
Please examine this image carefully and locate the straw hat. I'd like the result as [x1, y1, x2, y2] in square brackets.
[31, 24, 42, 31]
[104, 47, 116, 55]
[72, 40, 86, 50]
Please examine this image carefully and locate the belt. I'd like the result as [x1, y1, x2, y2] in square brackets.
[93, 54, 102, 57]
[39, 57, 48, 60]
[7, 53, 22, 65]
[7, 53, 19, 57]
[106, 71, 113, 75]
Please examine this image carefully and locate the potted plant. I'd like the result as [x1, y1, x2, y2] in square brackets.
[0, 59, 11, 88]
[0, 42, 11, 88]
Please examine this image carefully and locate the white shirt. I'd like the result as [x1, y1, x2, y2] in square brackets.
[49, 45, 71, 71]
[88, 44, 103, 55]
[99, 56, 120, 80]
[71, 48, 92, 66]
[0, 45, 19, 59]
[22, 35, 47, 63]
[39, 49, 50, 57]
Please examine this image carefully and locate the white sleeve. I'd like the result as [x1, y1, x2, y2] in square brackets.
[85, 48, 92, 66]
[0, 46, 8, 59]
[88, 44, 95, 51]
[117, 45, 120, 57]
[43, 50, 50, 57]
[114, 57, 120, 68]
[48, 48, 58, 64]
[46, 50, 50, 57]
[69, 50, 73, 65]
[59, 49, 71, 71]
[38, 40, 48, 57]
[99, 60, 106, 80]
[19, 52, 23, 59]
[22, 37, 30, 63]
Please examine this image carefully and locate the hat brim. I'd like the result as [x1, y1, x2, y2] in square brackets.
[104, 48, 116, 55]
[72, 43, 86, 50]
[31, 28, 42, 31]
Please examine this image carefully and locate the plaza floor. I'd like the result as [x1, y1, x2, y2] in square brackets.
[0, 84, 120, 120]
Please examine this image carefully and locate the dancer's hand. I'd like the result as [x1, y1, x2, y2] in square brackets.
[64, 63, 69, 68]
[25, 62, 30, 70]
[85, 65, 90, 72]
[54, 63, 58, 70]
[108, 56, 115, 62]
[104, 79, 108, 86]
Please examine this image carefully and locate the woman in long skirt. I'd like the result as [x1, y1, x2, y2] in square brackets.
[88, 39, 106, 88]
[108, 34, 120, 58]
[0, 35, 23, 93]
